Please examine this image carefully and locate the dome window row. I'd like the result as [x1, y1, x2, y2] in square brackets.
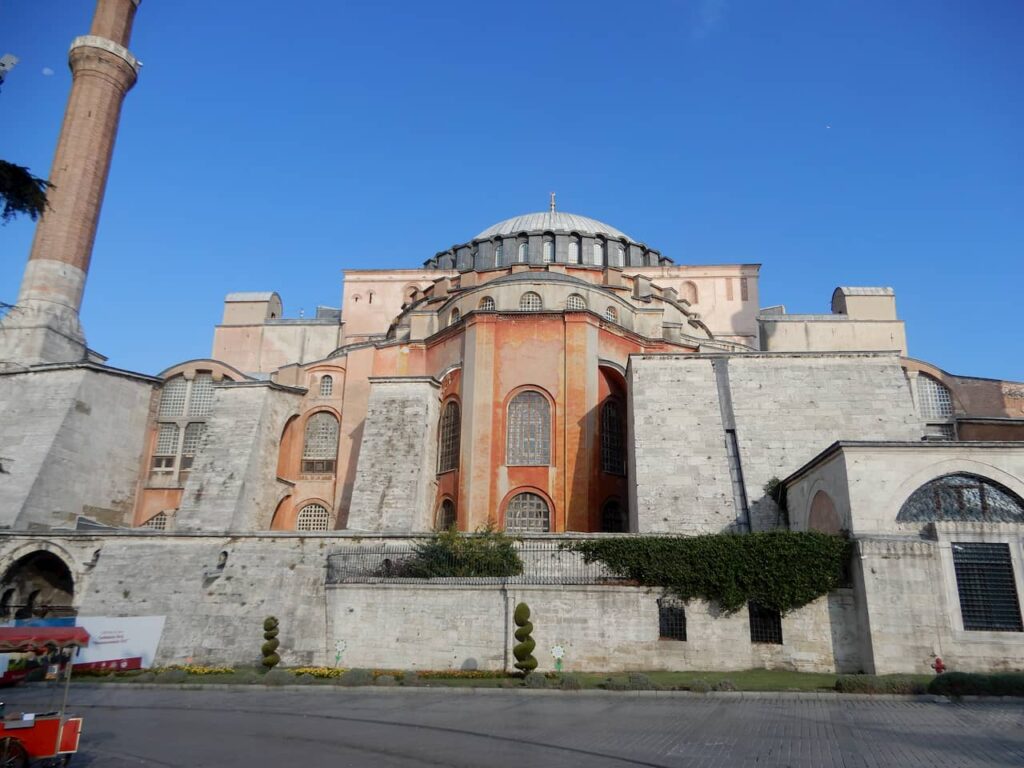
[425, 232, 668, 271]
[455, 293, 611, 316]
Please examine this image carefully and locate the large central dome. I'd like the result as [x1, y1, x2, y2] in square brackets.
[475, 211, 633, 242]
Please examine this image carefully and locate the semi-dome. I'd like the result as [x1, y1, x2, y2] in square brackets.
[475, 211, 632, 242]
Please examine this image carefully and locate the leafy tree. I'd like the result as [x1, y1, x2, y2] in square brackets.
[0, 160, 51, 224]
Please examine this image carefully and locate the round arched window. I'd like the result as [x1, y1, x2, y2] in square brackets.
[505, 492, 550, 533]
[519, 292, 543, 311]
[479, 296, 495, 311]
[435, 499, 456, 531]
[319, 375, 333, 397]
[566, 294, 586, 311]
[604, 306, 618, 322]
[296, 504, 330, 531]
[897, 474, 1024, 523]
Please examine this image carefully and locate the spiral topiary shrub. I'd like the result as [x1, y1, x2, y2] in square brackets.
[512, 602, 537, 676]
[262, 616, 281, 669]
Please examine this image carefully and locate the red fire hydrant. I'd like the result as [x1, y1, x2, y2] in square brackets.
[931, 656, 946, 675]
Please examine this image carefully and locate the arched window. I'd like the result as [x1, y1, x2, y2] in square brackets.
[507, 391, 551, 465]
[505, 492, 550, 533]
[319, 375, 333, 397]
[568, 238, 580, 264]
[479, 296, 495, 311]
[518, 242, 528, 263]
[435, 499, 456, 531]
[296, 503, 330, 531]
[450, 308, 461, 326]
[566, 294, 586, 311]
[158, 377, 188, 418]
[592, 239, 605, 266]
[918, 375, 954, 419]
[494, 242, 504, 266]
[601, 399, 625, 475]
[681, 281, 698, 305]
[302, 412, 339, 473]
[180, 422, 205, 474]
[604, 306, 618, 322]
[142, 511, 168, 531]
[542, 236, 554, 263]
[519, 292, 543, 311]
[897, 474, 1024, 523]
[601, 499, 628, 533]
[188, 373, 215, 416]
[613, 244, 626, 267]
[438, 401, 461, 473]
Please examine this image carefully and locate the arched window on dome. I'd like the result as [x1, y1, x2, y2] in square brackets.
[435, 499, 456, 531]
[518, 242, 529, 263]
[493, 241, 504, 267]
[449, 308, 461, 326]
[296, 503, 330, 531]
[542, 235, 554, 263]
[604, 306, 618, 323]
[593, 238, 606, 266]
[505, 492, 550, 533]
[479, 296, 495, 311]
[613, 243, 626, 268]
[437, 400, 460, 474]
[319, 375, 333, 397]
[568, 237, 581, 264]
[507, 391, 550, 465]
[566, 294, 586, 311]
[302, 412, 339, 474]
[519, 292, 542, 311]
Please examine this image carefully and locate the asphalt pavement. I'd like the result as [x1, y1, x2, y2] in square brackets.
[2, 685, 1021, 767]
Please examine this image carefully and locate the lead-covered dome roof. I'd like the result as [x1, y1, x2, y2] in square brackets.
[475, 211, 633, 242]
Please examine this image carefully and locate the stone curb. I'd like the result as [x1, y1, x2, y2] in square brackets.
[63, 682, 1012, 703]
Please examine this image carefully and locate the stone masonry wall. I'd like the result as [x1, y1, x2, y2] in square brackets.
[0, 367, 153, 530]
[347, 378, 440, 533]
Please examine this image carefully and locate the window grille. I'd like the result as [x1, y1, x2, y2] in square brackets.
[604, 306, 618, 322]
[155, 423, 180, 455]
[180, 423, 205, 471]
[506, 391, 550, 465]
[505, 492, 550, 533]
[437, 401, 460, 473]
[601, 400, 625, 475]
[158, 377, 188, 418]
[518, 242, 528, 263]
[748, 602, 783, 644]
[924, 423, 956, 440]
[897, 473, 1024, 523]
[187, 373, 214, 417]
[952, 542, 1022, 632]
[450, 308, 461, 326]
[519, 292, 543, 311]
[601, 499, 628, 533]
[568, 240, 580, 264]
[296, 504, 330, 532]
[658, 598, 687, 641]
[593, 240, 604, 266]
[566, 294, 586, 311]
[141, 512, 168, 531]
[319, 375, 333, 397]
[543, 238, 554, 263]
[302, 412, 339, 473]
[917, 375, 954, 419]
[436, 499, 456, 531]
[479, 296, 495, 311]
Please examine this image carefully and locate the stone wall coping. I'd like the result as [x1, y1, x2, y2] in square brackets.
[0, 360, 159, 384]
[757, 314, 900, 324]
[217, 379, 306, 395]
[366, 375, 441, 386]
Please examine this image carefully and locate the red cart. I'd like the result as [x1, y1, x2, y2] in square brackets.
[0, 627, 89, 767]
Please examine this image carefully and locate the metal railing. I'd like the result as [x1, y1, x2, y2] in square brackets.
[326, 540, 626, 586]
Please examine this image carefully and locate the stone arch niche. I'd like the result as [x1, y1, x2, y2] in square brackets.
[0, 551, 76, 620]
[808, 490, 842, 534]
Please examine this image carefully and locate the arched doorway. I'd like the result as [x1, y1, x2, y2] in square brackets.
[0, 551, 76, 620]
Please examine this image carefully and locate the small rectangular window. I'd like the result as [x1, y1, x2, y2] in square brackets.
[952, 542, 1023, 632]
[301, 459, 336, 474]
[658, 598, 687, 641]
[748, 602, 783, 644]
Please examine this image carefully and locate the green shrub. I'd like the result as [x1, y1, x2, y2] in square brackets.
[601, 676, 630, 691]
[375, 674, 397, 687]
[524, 673, 550, 689]
[337, 668, 375, 687]
[262, 668, 293, 686]
[928, 672, 1024, 697]
[512, 602, 538, 676]
[133, 671, 155, 683]
[687, 678, 712, 693]
[627, 672, 658, 691]
[559, 674, 582, 691]
[397, 525, 523, 578]
[295, 673, 315, 685]
[155, 669, 188, 684]
[564, 531, 851, 613]
[402, 671, 424, 687]
[714, 679, 737, 692]
[835, 675, 925, 695]
[262, 616, 281, 669]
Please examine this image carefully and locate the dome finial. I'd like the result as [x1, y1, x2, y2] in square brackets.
[549, 191, 556, 212]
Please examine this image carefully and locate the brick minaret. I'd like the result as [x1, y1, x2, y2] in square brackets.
[0, 0, 141, 366]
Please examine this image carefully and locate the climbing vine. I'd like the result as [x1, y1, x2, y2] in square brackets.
[564, 531, 850, 614]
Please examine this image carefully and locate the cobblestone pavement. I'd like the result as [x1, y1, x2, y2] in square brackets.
[3, 686, 1022, 767]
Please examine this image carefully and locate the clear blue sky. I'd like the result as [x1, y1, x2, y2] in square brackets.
[2, 0, 1022, 379]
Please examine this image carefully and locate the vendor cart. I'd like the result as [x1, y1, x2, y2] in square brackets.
[0, 627, 89, 767]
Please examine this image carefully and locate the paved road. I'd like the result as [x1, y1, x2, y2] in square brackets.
[2, 685, 1021, 767]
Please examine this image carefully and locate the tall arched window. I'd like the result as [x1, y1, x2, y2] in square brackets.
[897, 474, 1024, 523]
[438, 400, 461, 473]
[187, 374, 215, 416]
[505, 492, 550, 533]
[479, 296, 495, 311]
[494, 242, 504, 266]
[435, 499, 456, 531]
[593, 238, 605, 266]
[917, 374, 955, 440]
[507, 391, 551, 465]
[180, 422, 206, 475]
[542, 236, 554, 263]
[302, 412, 339, 473]
[601, 499, 628, 533]
[566, 294, 586, 311]
[613, 244, 626, 267]
[518, 242, 528, 263]
[601, 399, 625, 475]
[449, 308, 461, 326]
[158, 377, 188, 418]
[604, 306, 618, 323]
[296, 503, 330, 531]
[319, 375, 333, 397]
[150, 371, 229, 482]
[519, 292, 542, 311]
[568, 238, 580, 264]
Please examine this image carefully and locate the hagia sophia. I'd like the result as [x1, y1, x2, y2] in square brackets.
[0, 0, 1022, 675]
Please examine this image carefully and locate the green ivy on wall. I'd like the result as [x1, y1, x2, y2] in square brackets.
[564, 531, 851, 614]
